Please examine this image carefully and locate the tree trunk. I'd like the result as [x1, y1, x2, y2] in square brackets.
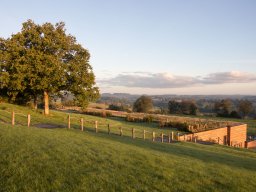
[44, 91, 49, 115]
[33, 95, 38, 110]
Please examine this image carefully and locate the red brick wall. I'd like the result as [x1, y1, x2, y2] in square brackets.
[245, 140, 256, 149]
[178, 124, 247, 148]
[194, 127, 227, 145]
[229, 124, 247, 148]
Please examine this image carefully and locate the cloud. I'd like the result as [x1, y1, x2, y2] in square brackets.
[201, 71, 256, 84]
[98, 71, 256, 89]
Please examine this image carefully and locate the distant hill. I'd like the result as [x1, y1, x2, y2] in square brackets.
[99, 93, 256, 108]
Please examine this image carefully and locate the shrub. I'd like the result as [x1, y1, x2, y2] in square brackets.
[143, 115, 154, 123]
[84, 110, 112, 118]
[62, 100, 75, 106]
[101, 111, 112, 118]
[125, 115, 143, 122]
[159, 120, 190, 132]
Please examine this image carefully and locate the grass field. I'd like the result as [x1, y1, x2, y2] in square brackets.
[0, 103, 256, 191]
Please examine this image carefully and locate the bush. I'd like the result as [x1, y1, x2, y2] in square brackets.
[230, 111, 241, 118]
[159, 120, 189, 132]
[62, 100, 75, 107]
[143, 115, 154, 123]
[108, 104, 131, 112]
[84, 110, 112, 118]
[101, 111, 112, 118]
[125, 115, 143, 122]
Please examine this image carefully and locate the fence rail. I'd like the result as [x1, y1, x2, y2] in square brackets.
[2, 111, 224, 146]
[1, 111, 198, 145]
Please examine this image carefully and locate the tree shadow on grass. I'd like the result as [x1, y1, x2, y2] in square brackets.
[93, 132, 256, 172]
[34, 123, 66, 129]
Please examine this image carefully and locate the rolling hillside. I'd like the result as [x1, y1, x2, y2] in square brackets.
[0, 103, 256, 192]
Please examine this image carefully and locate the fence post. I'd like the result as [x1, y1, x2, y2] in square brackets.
[143, 130, 146, 140]
[194, 136, 197, 143]
[161, 133, 164, 143]
[132, 128, 135, 139]
[27, 114, 31, 128]
[12, 111, 15, 126]
[168, 132, 171, 143]
[80, 118, 84, 131]
[152, 132, 155, 142]
[95, 121, 98, 133]
[119, 127, 123, 136]
[108, 124, 110, 134]
[177, 132, 180, 141]
[171, 131, 174, 141]
[68, 114, 70, 129]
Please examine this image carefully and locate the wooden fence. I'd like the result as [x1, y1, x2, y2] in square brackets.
[0, 110, 201, 145]
[66, 114, 184, 143]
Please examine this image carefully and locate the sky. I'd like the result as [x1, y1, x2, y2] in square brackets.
[0, 0, 256, 95]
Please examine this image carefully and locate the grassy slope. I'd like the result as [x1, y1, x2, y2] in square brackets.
[0, 103, 256, 192]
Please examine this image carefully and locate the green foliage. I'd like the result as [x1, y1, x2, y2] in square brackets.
[0, 20, 99, 112]
[125, 115, 143, 122]
[108, 104, 131, 112]
[62, 99, 75, 107]
[125, 115, 154, 123]
[84, 110, 112, 118]
[214, 99, 233, 117]
[238, 100, 253, 118]
[143, 115, 154, 123]
[168, 100, 199, 115]
[133, 95, 153, 113]
[230, 110, 241, 119]
[159, 120, 189, 132]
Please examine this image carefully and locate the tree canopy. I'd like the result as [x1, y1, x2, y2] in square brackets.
[168, 100, 199, 115]
[238, 100, 253, 118]
[133, 95, 153, 113]
[0, 20, 99, 114]
[214, 99, 233, 117]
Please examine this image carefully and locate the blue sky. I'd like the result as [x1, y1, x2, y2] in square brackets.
[1, 0, 256, 95]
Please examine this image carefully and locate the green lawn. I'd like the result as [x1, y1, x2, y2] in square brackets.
[0, 103, 256, 191]
[0, 103, 183, 139]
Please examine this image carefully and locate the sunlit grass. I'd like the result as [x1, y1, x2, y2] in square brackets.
[0, 103, 256, 191]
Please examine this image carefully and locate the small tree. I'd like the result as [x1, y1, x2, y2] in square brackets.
[133, 95, 153, 113]
[168, 100, 182, 114]
[189, 102, 199, 115]
[168, 100, 199, 115]
[238, 100, 253, 118]
[214, 99, 233, 117]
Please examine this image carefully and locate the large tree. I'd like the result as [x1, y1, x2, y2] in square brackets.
[0, 20, 99, 114]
